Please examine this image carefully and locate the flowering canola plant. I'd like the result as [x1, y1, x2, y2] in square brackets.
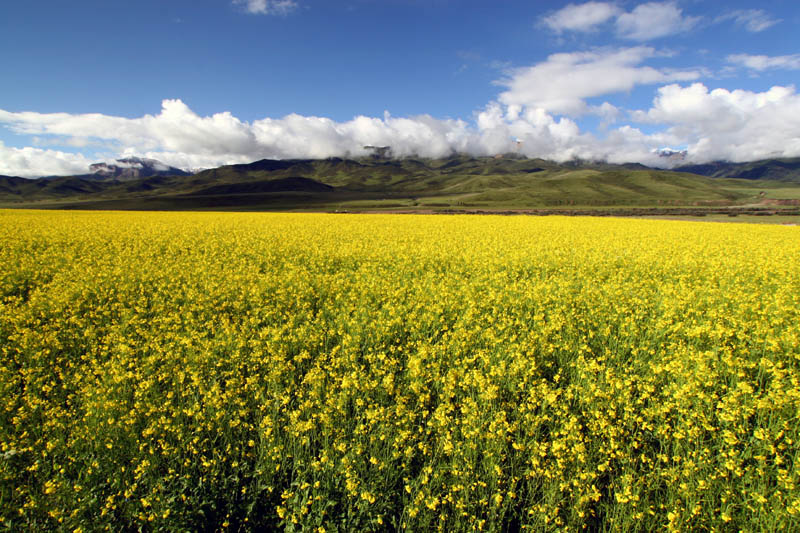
[0, 210, 798, 531]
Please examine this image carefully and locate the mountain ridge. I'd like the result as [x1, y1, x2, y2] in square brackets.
[675, 157, 800, 182]
[2, 155, 800, 212]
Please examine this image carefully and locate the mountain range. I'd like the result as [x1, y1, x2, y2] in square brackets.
[675, 158, 800, 182]
[1, 155, 799, 213]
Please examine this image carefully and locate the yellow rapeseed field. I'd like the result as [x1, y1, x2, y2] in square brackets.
[1, 210, 798, 531]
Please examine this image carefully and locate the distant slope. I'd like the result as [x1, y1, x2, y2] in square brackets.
[675, 158, 800, 182]
[2, 155, 800, 212]
[188, 177, 334, 196]
[0, 175, 112, 198]
[0, 175, 28, 195]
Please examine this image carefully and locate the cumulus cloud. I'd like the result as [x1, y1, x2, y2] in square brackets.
[541, 2, 700, 41]
[2, 87, 799, 176]
[615, 2, 700, 41]
[249, 112, 478, 160]
[473, 102, 686, 167]
[475, 102, 590, 160]
[0, 102, 484, 173]
[0, 142, 93, 178]
[2, 98, 632, 174]
[0, 100, 260, 156]
[233, 0, 298, 15]
[496, 47, 701, 116]
[717, 10, 780, 33]
[633, 83, 800, 162]
[541, 2, 621, 33]
[727, 54, 800, 72]
[2, 50, 800, 176]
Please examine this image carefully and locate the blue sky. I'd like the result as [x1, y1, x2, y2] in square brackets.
[1, 0, 799, 176]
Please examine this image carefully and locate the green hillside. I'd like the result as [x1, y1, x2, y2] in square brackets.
[675, 157, 800, 182]
[2, 156, 800, 215]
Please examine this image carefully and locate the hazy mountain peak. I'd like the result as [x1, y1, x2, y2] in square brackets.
[89, 157, 190, 181]
[655, 148, 688, 164]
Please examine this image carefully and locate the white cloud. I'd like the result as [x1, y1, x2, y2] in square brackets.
[541, 2, 620, 33]
[496, 47, 701, 116]
[0, 101, 483, 173]
[2, 51, 800, 177]
[727, 54, 800, 72]
[248, 112, 478, 160]
[3, 85, 799, 176]
[0, 142, 92, 178]
[233, 0, 298, 15]
[119, 150, 256, 173]
[541, 2, 701, 41]
[473, 103, 687, 167]
[0, 100, 260, 156]
[634, 83, 800, 162]
[475, 102, 588, 160]
[717, 10, 780, 33]
[615, 2, 700, 41]
[1, 98, 616, 174]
